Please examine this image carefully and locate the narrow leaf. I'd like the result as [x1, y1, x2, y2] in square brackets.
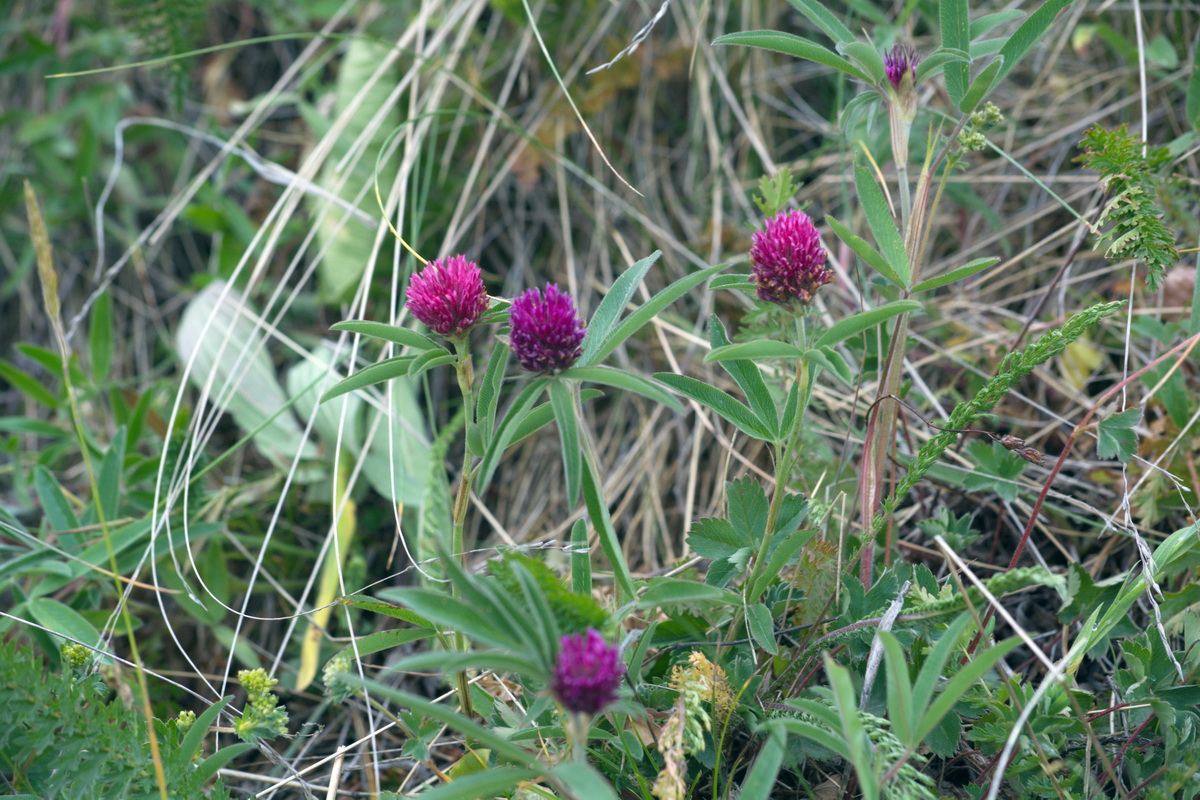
[709, 316, 779, 440]
[637, 579, 739, 609]
[549, 763, 620, 800]
[958, 56, 1004, 113]
[549, 381, 583, 506]
[705, 340, 805, 363]
[854, 161, 910, 284]
[581, 451, 637, 602]
[477, 378, 549, 493]
[586, 263, 726, 366]
[1189, 40, 1200, 130]
[995, 0, 1075, 87]
[580, 251, 661, 366]
[571, 518, 591, 594]
[826, 214, 907, 289]
[331, 320, 443, 352]
[970, 9, 1026, 38]
[747, 602, 779, 655]
[914, 47, 971, 82]
[814, 300, 922, 348]
[880, 632, 915, 743]
[408, 351, 457, 377]
[785, 0, 856, 44]
[738, 725, 786, 800]
[89, 290, 113, 385]
[557, 365, 683, 411]
[911, 257, 1000, 292]
[915, 637, 1021, 743]
[712, 31, 870, 82]
[838, 41, 886, 84]
[320, 356, 415, 403]
[654, 373, 774, 440]
[940, 0, 971, 103]
[709, 273, 755, 291]
[477, 341, 511, 442]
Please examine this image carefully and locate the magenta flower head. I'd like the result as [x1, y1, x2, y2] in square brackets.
[551, 628, 624, 715]
[509, 284, 586, 374]
[884, 44, 919, 91]
[405, 254, 489, 339]
[749, 209, 834, 308]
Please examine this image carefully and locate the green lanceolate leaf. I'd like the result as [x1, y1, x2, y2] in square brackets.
[958, 55, 1004, 112]
[814, 300, 922, 349]
[995, 0, 1076, 87]
[940, 0, 971, 103]
[838, 41, 886, 84]
[709, 315, 780, 440]
[970, 9, 1026, 38]
[785, 0, 856, 44]
[557, 365, 683, 411]
[581, 450, 637, 602]
[911, 257, 1000, 292]
[1188, 41, 1200, 130]
[571, 518, 591, 595]
[853, 161, 910, 285]
[583, 263, 727, 367]
[705, 340, 805, 363]
[637, 579, 739, 610]
[320, 356, 416, 403]
[712, 31, 870, 82]
[738, 725, 786, 800]
[477, 377, 550, 492]
[477, 341, 511, 443]
[579, 251, 661, 366]
[914, 47, 971, 82]
[747, 602, 779, 655]
[709, 273, 756, 292]
[549, 763, 620, 800]
[549, 381, 583, 506]
[826, 214, 907, 289]
[408, 351, 457, 377]
[331, 320, 443, 352]
[655, 373, 774, 441]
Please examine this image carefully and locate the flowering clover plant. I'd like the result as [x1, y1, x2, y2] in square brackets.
[308, 1, 1185, 798]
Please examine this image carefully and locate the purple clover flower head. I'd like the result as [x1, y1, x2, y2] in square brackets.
[749, 209, 834, 308]
[884, 44, 919, 91]
[551, 628, 624, 715]
[406, 254, 489, 339]
[509, 284, 586, 374]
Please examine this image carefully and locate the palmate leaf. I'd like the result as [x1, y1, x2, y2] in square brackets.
[1097, 406, 1141, 462]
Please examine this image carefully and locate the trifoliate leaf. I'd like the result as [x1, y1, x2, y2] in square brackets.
[1097, 407, 1141, 463]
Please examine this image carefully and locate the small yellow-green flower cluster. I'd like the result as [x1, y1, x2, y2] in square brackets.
[957, 102, 1005, 152]
[61, 643, 92, 670]
[233, 668, 289, 743]
[322, 652, 355, 703]
[176, 709, 197, 733]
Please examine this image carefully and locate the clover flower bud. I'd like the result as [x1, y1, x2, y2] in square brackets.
[551, 628, 624, 715]
[509, 284, 587, 374]
[749, 209, 834, 308]
[884, 44, 919, 91]
[406, 254, 489, 339]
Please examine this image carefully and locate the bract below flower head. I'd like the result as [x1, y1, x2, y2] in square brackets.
[509, 284, 586, 374]
[405, 254, 489, 338]
[551, 628, 624, 715]
[749, 209, 834, 308]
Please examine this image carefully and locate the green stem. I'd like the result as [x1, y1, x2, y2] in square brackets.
[450, 336, 476, 717]
[745, 318, 809, 602]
